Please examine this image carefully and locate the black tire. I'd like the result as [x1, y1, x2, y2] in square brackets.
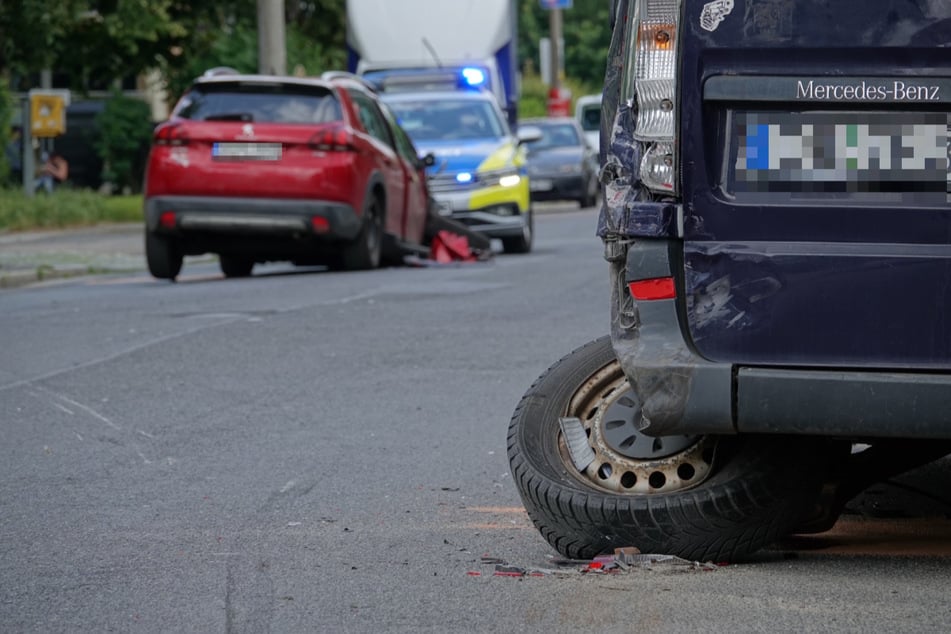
[219, 255, 254, 278]
[145, 230, 183, 281]
[341, 193, 383, 270]
[507, 335, 841, 562]
[501, 208, 533, 254]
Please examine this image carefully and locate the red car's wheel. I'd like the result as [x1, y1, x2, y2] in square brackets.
[145, 230, 183, 281]
[342, 193, 383, 270]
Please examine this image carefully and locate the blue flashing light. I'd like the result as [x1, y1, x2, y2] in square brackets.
[461, 67, 486, 87]
[456, 172, 473, 183]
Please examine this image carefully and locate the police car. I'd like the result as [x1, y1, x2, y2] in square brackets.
[382, 83, 536, 254]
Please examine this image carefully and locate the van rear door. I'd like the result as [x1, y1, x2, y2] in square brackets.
[679, 0, 951, 368]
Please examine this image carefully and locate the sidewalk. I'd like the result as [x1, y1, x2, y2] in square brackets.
[0, 203, 587, 290]
[0, 223, 146, 289]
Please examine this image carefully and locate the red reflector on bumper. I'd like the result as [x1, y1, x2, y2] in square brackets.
[311, 216, 330, 234]
[159, 211, 177, 229]
[628, 277, 676, 300]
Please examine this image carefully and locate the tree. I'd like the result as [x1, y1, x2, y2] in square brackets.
[519, 0, 612, 91]
[95, 91, 154, 193]
[0, 0, 74, 82]
[0, 0, 188, 92]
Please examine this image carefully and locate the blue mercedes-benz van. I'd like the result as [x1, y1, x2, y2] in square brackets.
[508, 0, 951, 562]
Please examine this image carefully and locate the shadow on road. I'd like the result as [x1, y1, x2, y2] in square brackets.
[780, 456, 951, 557]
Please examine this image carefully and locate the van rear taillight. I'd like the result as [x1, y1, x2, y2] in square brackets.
[153, 123, 190, 146]
[629, 277, 676, 300]
[629, 0, 681, 194]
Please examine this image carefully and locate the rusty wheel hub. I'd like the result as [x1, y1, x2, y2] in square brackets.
[560, 359, 717, 494]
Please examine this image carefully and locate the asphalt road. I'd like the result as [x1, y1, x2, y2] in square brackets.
[3, 206, 951, 633]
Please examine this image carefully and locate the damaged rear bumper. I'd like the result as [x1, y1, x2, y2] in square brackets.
[613, 238, 951, 440]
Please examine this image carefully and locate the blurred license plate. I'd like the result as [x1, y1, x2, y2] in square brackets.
[213, 142, 282, 160]
[530, 179, 553, 192]
[733, 111, 950, 194]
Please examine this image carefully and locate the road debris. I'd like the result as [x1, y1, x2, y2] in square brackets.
[405, 230, 493, 266]
[469, 547, 719, 578]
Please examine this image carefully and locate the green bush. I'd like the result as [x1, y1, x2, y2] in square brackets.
[95, 92, 154, 194]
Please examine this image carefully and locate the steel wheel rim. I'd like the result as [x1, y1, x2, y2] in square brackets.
[560, 359, 717, 495]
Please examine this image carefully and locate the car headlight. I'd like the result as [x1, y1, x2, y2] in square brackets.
[498, 173, 522, 187]
[482, 167, 521, 188]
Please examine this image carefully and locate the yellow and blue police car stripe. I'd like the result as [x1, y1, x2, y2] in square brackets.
[467, 141, 531, 213]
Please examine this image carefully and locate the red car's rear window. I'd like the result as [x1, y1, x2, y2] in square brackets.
[173, 82, 342, 124]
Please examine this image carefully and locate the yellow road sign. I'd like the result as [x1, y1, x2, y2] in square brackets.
[29, 90, 71, 138]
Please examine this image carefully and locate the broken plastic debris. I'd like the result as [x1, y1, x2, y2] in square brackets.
[480, 555, 508, 565]
[476, 549, 718, 579]
[550, 548, 718, 573]
[558, 416, 596, 471]
[494, 565, 526, 577]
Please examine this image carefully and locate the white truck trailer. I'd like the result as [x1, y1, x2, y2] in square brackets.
[345, 0, 519, 127]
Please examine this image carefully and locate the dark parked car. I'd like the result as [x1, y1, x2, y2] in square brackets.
[143, 70, 433, 280]
[520, 117, 600, 208]
[508, 0, 951, 563]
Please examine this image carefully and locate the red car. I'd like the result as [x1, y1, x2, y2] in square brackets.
[143, 70, 433, 279]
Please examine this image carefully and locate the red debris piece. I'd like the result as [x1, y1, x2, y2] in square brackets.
[430, 230, 478, 263]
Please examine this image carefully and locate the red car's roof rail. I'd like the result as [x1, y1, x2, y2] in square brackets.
[320, 71, 379, 93]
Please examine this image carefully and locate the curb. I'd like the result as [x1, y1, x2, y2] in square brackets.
[0, 263, 113, 290]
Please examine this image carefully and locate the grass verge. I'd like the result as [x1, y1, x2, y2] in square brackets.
[0, 189, 142, 232]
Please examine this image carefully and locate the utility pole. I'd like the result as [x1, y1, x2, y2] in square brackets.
[549, 8, 562, 94]
[546, 5, 570, 116]
[257, 0, 287, 75]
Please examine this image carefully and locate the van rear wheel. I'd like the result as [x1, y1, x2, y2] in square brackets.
[507, 336, 844, 562]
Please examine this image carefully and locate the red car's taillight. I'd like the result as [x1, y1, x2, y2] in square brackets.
[159, 211, 177, 229]
[153, 122, 190, 146]
[310, 216, 330, 234]
[309, 125, 355, 152]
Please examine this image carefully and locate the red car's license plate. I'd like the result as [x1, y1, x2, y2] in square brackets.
[212, 142, 282, 160]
